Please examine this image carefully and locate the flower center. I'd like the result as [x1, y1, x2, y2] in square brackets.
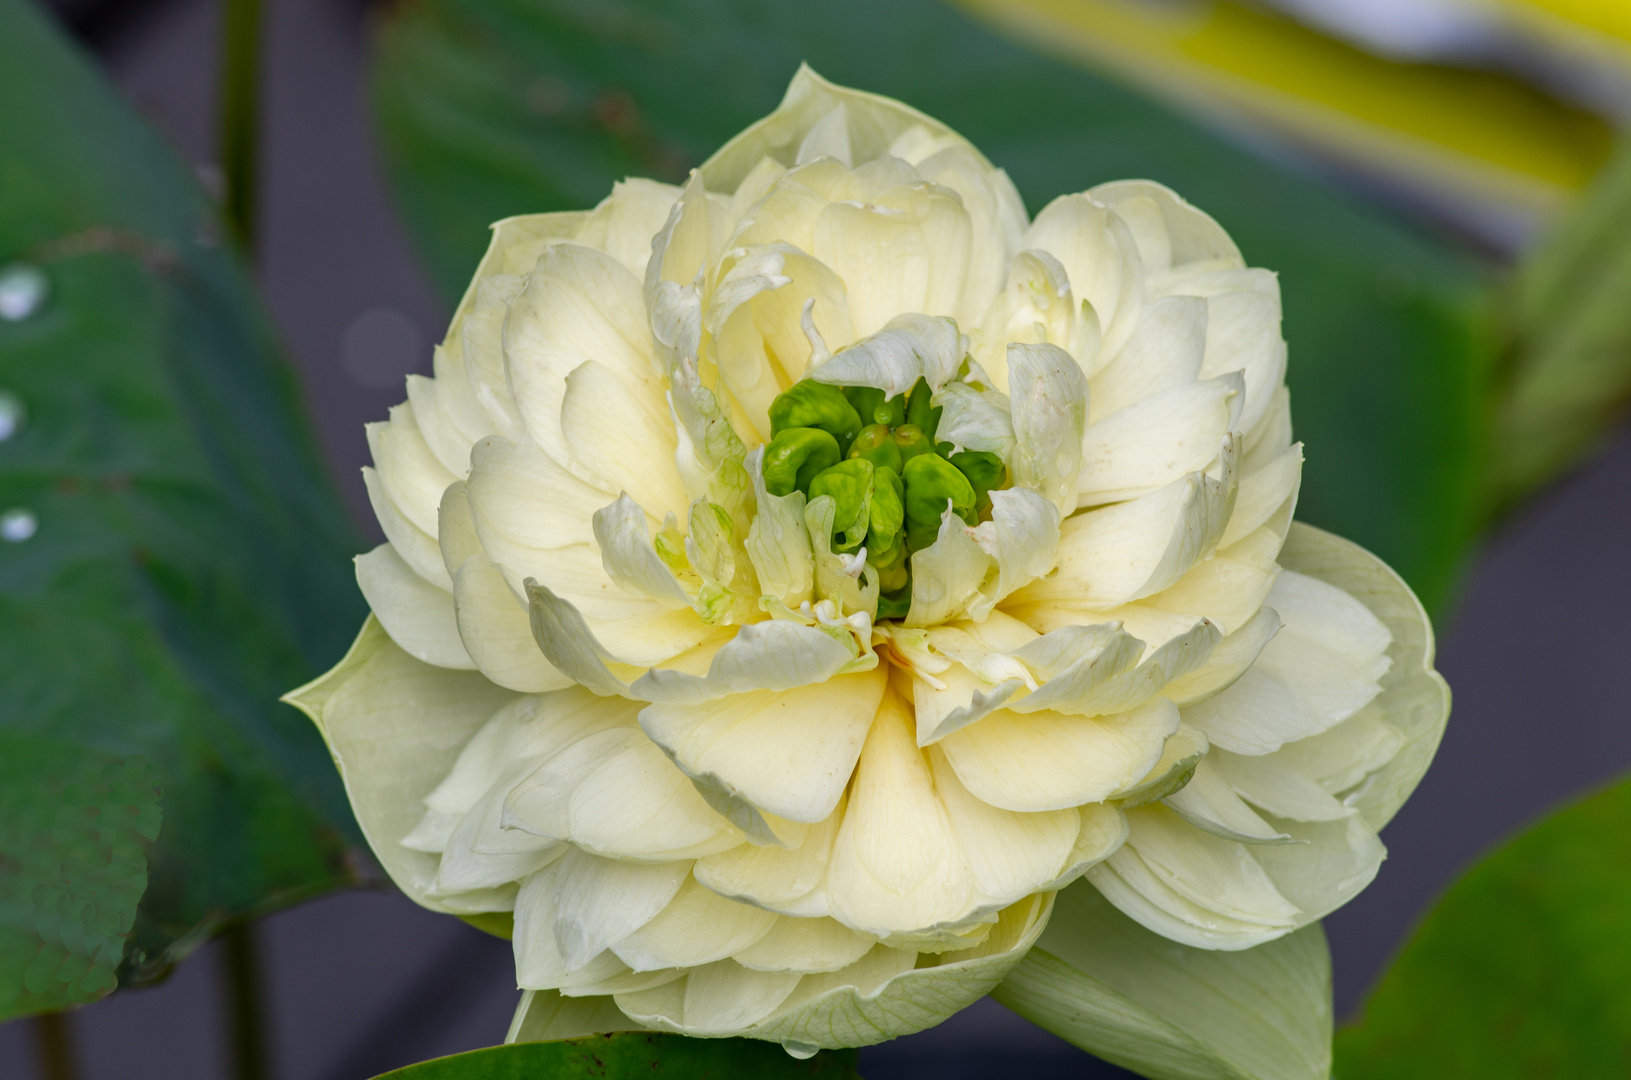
[762, 376, 1008, 619]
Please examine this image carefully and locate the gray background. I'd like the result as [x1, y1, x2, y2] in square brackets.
[2, 0, 1628, 1076]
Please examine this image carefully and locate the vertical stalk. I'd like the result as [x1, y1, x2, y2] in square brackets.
[33, 1011, 79, 1080]
[221, 922, 270, 1080]
[218, 0, 266, 251]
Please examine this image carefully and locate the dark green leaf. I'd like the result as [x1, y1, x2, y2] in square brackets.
[371, 1033, 860, 1079]
[0, 0, 366, 1014]
[0, 741, 160, 1016]
[372, 0, 1489, 615]
[1335, 777, 1631, 1078]
[1490, 139, 1631, 514]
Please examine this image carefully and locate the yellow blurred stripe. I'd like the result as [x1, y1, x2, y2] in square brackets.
[1502, 0, 1631, 42]
[954, 0, 1614, 215]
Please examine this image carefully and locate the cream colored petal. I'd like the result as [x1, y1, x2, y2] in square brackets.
[405, 369, 480, 478]
[1023, 193, 1144, 361]
[912, 662, 1022, 746]
[912, 145, 1025, 319]
[1244, 384, 1294, 471]
[678, 962, 804, 1031]
[827, 692, 975, 936]
[1181, 270, 1287, 434]
[1163, 756, 1293, 844]
[746, 894, 1052, 1053]
[744, 447, 814, 608]
[612, 876, 778, 971]
[1093, 805, 1298, 949]
[1112, 724, 1209, 806]
[694, 798, 841, 914]
[453, 555, 572, 692]
[1160, 606, 1280, 706]
[1270, 708, 1405, 796]
[369, 403, 460, 538]
[1209, 749, 1352, 822]
[1276, 523, 1448, 831]
[1220, 443, 1303, 550]
[702, 65, 991, 202]
[281, 617, 519, 912]
[1141, 525, 1281, 634]
[505, 726, 741, 861]
[904, 510, 994, 628]
[733, 917, 878, 974]
[559, 360, 685, 518]
[1007, 342, 1088, 515]
[1043, 803, 1132, 890]
[1250, 814, 1385, 927]
[574, 176, 683, 277]
[417, 695, 550, 820]
[465, 435, 608, 555]
[967, 488, 1061, 619]
[432, 780, 562, 897]
[1012, 619, 1218, 718]
[934, 380, 1014, 457]
[1022, 438, 1237, 607]
[1182, 666, 1324, 756]
[930, 746, 1079, 904]
[506, 989, 642, 1043]
[640, 666, 887, 825]
[436, 479, 482, 581]
[460, 274, 528, 444]
[813, 183, 973, 336]
[1077, 374, 1239, 506]
[808, 312, 964, 399]
[940, 697, 1177, 813]
[1090, 180, 1244, 275]
[549, 849, 692, 971]
[356, 544, 474, 670]
[630, 620, 855, 704]
[427, 331, 504, 458]
[1268, 568, 1392, 674]
[363, 467, 449, 590]
[592, 494, 693, 609]
[456, 211, 590, 322]
[1088, 295, 1207, 423]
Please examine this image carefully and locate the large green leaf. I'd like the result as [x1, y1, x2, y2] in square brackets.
[0, 0, 366, 1015]
[1335, 776, 1631, 1078]
[371, 1033, 859, 1079]
[372, 0, 1488, 615]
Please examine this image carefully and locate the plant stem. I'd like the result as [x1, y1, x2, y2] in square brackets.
[33, 1011, 78, 1080]
[221, 921, 270, 1080]
[218, 0, 265, 251]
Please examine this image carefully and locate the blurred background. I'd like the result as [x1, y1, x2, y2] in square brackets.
[1, 0, 1629, 1077]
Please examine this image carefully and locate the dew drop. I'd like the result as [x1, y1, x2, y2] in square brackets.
[1, 507, 38, 543]
[0, 390, 23, 442]
[0, 263, 48, 322]
[780, 1040, 820, 1060]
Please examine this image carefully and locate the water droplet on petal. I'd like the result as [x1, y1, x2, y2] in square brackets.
[0, 263, 48, 321]
[780, 1040, 820, 1060]
[1, 507, 38, 543]
[0, 390, 24, 442]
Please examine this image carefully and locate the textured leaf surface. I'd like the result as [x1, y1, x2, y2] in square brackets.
[372, 1032, 859, 1079]
[0, 743, 160, 1017]
[996, 883, 1331, 1080]
[1335, 777, 1631, 1079]
[0, 0, 366, 1012]
[372, 0, 1487, 614]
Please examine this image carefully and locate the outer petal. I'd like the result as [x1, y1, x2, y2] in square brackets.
[996, 884, 1331, 1080]
[1276, 523, 1449, 831]
[355, 543, 474, 670]
[281, 618, 518, 912]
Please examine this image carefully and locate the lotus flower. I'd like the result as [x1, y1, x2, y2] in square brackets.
[286, 68, 1448, 1061]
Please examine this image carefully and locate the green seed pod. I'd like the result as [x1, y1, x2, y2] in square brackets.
[763, 427, 842, 497]
[892, 423, 933, 466]
[867, 466, 905, 552]
[903, 453, 977, 552]
[847, 424, 905, 474]
[906, 377, 942, 440]
[808, 458, 874, 552]
[841, 386, 907, 428]
[951, 450, 1007, 514]
[769, 380, 862, 453]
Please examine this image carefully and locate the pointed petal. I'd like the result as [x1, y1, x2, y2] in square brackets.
[356, 544, 474, 670]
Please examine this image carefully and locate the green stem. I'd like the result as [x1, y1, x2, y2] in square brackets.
[221, 921, 270, 1080]
[218, 0, 266, 251]
[33, 1011, 78, 1080]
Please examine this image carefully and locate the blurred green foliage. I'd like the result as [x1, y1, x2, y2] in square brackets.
[0, 0, 366, 1014]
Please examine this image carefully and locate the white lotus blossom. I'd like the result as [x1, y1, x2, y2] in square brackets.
[287, 68, 1448, 1060]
